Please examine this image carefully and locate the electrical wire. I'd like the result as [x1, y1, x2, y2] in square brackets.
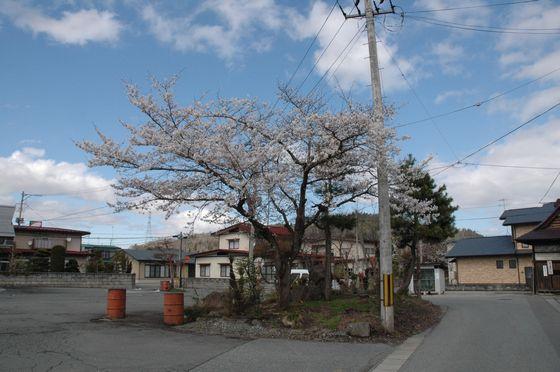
[393, 65, 560, 128]
[379, 41, 460, 161]
[271, 0, 338, 110]
[307, 23, 366, 96]
[405, 15, 560, 35]
[405, 0, 539, 14]
[43, 206, 111, 222]
[538, 171, 560, 203]
[463, 162, 560, 171]
[432, 99, 560, 176]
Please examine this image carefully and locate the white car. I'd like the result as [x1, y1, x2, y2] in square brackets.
[290, 268, 309, 279]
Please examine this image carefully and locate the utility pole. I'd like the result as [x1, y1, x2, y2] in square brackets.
[341, 0, 396, 332]
[16, 191, 41, 226]
[17, 191, 25, 226]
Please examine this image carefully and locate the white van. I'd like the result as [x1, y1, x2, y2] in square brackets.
[290, 268, 309, 280]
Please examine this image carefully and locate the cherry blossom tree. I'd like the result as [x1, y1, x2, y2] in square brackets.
[78, 77, 420, 307]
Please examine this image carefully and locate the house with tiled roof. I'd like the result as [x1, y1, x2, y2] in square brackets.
[517, 200, 560, 292]
[446, 201, 558, 289]
[0, 206, 91, 272]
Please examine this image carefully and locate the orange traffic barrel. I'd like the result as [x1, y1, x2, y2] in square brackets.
[163, 292, 184, 325]
[106, 288, 126, 319]
[160, 280, 170, 291]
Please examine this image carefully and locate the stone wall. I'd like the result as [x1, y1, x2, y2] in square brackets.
[0, 273, 136, 289]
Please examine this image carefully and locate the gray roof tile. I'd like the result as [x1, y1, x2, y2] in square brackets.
[499, 202, 555, 226]
[446, 235, 515, 258]
[0, 205, 15, 237]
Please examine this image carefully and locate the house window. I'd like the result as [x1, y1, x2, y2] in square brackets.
[228, 239, 240, 249]
[0, 237, 14, 247]
[262, 264, 276, 282]
[199, 264, 210, 277]
[509, 259, 517, 269]
[34, 238, 51, 249]
[144, 264, 169, 278]
[220, 264, 230, 278]
[496, 260, 504, 269]
[101, 251, 111, 260]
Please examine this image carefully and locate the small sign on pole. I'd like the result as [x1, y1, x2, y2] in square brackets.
[547, 260, 554, 275]
[184, 256, 190, 264]
[543, 265, 548, 277]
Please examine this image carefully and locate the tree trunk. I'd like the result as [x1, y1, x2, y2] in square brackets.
[413, 255, 421, 296]
[324, 212, 332, 301]
[275, 255, 292, 309]
[398, 243, 417, 294]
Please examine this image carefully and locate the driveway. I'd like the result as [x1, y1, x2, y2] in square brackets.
[399, 292, 560, 372]
[0, 287, 391, 371]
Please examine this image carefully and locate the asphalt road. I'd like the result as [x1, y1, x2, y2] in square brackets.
[0, 287, 391, 371]
[401, 292, 560, 372]
[2, 288, 559, 371]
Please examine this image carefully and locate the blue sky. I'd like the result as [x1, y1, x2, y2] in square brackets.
[1, 0, 559, 246]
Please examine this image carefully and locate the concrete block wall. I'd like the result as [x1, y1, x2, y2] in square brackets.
[185, 278, 276, 298]
[0, 273, 136, 289]
[447, 283, 530, 291]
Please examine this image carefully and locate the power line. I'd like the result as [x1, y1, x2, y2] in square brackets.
[307, 23, 366, 96]
[405, 0, 539, 14]
[405, 15, 560, 35]
[379, 41, 460, 161]
[432, 100, 560, 176]
[292, 13, 349, 96]
[36, 186, 112, 197]
[463, 162, 560, 171]
[456, 216, 499, 221]
[539, 171, 560, 204]
[408, 14, 560, 32]
[392, 66, 560, 128]
[43, 206, 111, 222]
[271, 0, 338, 110]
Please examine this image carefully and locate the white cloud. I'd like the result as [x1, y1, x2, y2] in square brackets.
[436, 116, 560, 208]
[0, 1, 123, 45]
[431, 40, 465, 75]
[434, 89, 473, 104]
[412, 0, 491, 24]
[0, 147, 114, 202]
[287, 1, 416, 92]
[141, 0, 285, 61]
[486, 86, 560, 121]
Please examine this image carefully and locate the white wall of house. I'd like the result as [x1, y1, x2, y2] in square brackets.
[196, 256, 238, 278]
[14, 233, 83, 252]
[217, 232, 250, 251]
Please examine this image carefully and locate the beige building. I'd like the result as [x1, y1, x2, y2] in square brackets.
[447, 235, 532, 286]
[0, 220, 91, 272]
[125, 248, 190, 286]
[447, 202, 558, 287]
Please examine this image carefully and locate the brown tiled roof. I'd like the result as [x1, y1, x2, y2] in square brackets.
[14, 225, 90, 236]
[212, 222, 291, 237]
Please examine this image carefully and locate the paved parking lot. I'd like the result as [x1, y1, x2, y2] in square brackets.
[0, 287, 391, 371]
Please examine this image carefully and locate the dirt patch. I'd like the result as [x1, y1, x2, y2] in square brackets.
[180, 294, 442, 343]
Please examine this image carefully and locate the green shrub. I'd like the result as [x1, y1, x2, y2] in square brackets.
[65, 258, 80, 272]
[49, 246, 66, 272]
